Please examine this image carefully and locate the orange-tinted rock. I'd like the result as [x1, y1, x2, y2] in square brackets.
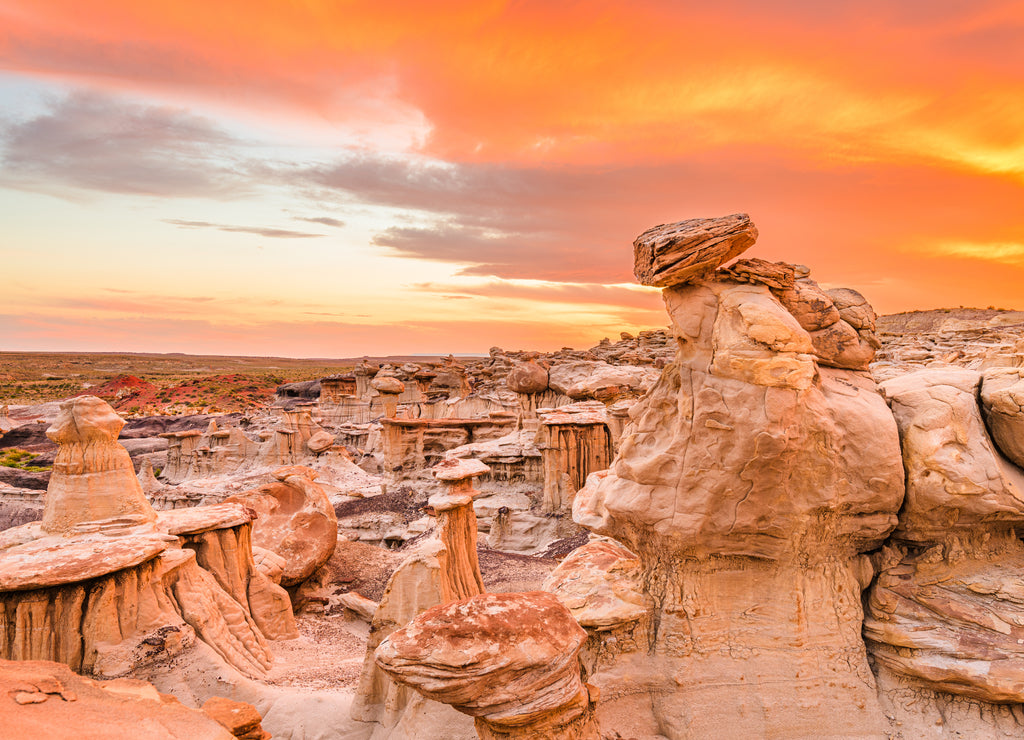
[0, 532, 169, 591]
[717, 257, 795, 290]
[573, 259, 903, 737]
[202, 696, 270, 740]
[506, 360, 548, 394]
[543, 539, 648, 630]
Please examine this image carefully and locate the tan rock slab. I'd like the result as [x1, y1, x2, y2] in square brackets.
[158, 503, 255, 536]
[543, 539, 648, 630]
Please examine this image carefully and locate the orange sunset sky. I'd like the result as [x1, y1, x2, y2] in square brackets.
[1, 0, 1022, 356]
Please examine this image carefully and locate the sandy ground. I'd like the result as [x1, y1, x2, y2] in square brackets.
[264, 611, 369, 692]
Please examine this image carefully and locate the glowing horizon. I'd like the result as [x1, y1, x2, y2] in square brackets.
[1, 1, 1022, 357]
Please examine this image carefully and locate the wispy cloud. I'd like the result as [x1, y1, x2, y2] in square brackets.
[0, 90, 247, 197]
[929, 240, 1024, 265]
[164, 218, 324, 239]
[295, 216, 345, 228]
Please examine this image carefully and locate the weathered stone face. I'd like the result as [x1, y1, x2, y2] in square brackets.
[980, 367, 1024, 468]
[879, 369, 1024, 544]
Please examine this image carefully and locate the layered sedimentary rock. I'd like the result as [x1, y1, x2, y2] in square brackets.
[572, 218, 905, 738]
[349, 460, 492, 737]
[158, 504, 298, 641]
[864, 369, 1024, 704]
[536, 402, 613, 514]
[225, 466, 337, 587]
[159, 408, 334, 482]
[375, 591, 598, 740]
[381, 416, 514, 479]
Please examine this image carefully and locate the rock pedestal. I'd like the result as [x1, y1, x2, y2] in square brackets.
[429, 458, 488, 601]
[0, 396, 296, 682]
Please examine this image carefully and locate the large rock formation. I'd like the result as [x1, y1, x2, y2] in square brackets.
[572, 217, 905, 737]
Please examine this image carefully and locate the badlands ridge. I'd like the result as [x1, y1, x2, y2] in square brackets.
[1, 214, 1024, 739]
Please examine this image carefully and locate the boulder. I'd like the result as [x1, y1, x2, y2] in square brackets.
[542, 538, 648, 631]
[505, 360, 549, 394]
[224, 466, 338, 587]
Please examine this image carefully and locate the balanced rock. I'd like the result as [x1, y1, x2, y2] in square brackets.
[371, 376, 406, 395]
[375, 591, 598, 739]
[225, 466, 337, 587]
[633, 213, 757, 287]
[42, 396, 157, 534]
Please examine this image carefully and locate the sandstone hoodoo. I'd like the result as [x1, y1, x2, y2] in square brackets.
[575, 221, 906, 737]
[0, 396, 295, 682]
[42, 395, 157, 534]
